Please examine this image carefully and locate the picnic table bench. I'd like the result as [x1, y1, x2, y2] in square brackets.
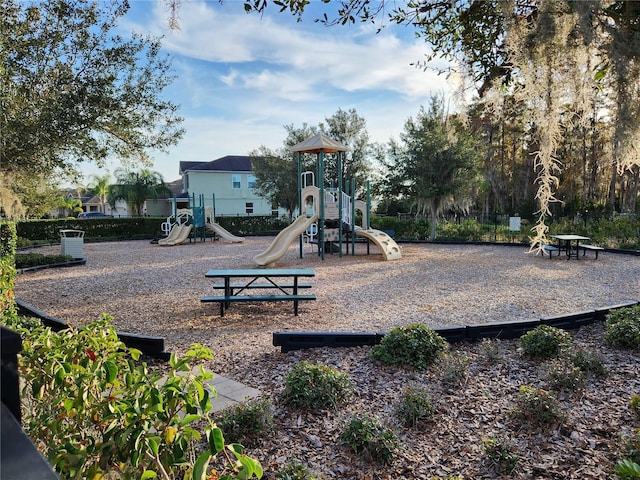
[578, 243, 605, 259]
[202, 268, 316, 316]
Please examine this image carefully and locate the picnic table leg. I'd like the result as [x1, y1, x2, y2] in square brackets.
[293, 276, 299, 315]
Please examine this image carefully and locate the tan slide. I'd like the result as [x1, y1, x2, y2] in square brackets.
[206, 222, 244, 243]
[157, 224, 184, 245]
[161, 224, 193, 246]
[253, 215, 318, 266]
[355, 228, 402, 260]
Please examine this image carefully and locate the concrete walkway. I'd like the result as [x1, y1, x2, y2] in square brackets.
[209, 374, 261, 412]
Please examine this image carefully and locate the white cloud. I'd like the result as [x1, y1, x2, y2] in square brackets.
[107, 0, 460, 183]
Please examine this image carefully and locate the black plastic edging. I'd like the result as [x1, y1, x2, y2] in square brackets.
[15, 298, 170, 360]
[272, 300, 640, 353]
[16, 258, 87, 274]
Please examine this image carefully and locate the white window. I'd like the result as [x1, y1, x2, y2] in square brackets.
[247, 174, 256, 189]
[232, 174, 241, 189]
[245, 202, 254, 214]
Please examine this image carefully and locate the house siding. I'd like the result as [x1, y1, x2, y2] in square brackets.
[185, 167, 273, 217]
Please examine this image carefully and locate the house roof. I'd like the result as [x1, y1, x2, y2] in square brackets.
[179, 155, 253, 174]
[290, 133, 349, 154]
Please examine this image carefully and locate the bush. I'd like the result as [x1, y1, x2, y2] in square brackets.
[483, 437, 519, 474]
[1, 221, 18, 323]
[341, 414, 398, 464]
[3, 316, 262, 480]
[438, 351, 469, 390]
[616, 459, 640, 479]
[281, 361, 352, 410]
[15, 253, 74, 269]
[569, 347, 607, 377]
[215, 397, 274, 447]
[394, 386, 436, 428]
[545, 358, 586, 391]
[631, 395, 640, 420]
[512, 385, 562, 426]
[606, 306, 640, 349]
[622, 430, 640, 465]
[273, 459, 319, 480]
[519, 325, 572, 359]
[370, 323, 448, 371]
[479, 338, 502, 364]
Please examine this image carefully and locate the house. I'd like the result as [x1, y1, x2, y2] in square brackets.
[144, 179, 190, 218]
[179, 156, 275, 217]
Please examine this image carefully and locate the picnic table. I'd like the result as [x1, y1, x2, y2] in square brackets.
[201, 268, 316, 316]
[551, 234, 591, 259]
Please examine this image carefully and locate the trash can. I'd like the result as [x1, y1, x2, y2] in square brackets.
[60, 230, 84, 259]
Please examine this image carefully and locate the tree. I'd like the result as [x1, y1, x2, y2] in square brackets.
[320, 108, 372, 193]
[251, 109, 375, 218]
[0, 0, 184, 195]
[88, 174, 111, 214]
[250, 123, 318, 220]
[378, 96, 482, 240]
[108, 169, 170, 216]
[58, 195, 83, 218]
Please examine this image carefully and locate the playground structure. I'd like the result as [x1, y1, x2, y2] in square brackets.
[159, 194, 244, 246]
[253, 133, 401, 266]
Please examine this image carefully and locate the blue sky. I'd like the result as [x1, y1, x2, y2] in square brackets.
[85, 0, 458, 184]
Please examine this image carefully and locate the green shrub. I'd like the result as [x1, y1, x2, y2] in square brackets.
[546, 358, 586, 391]
[4, 316, 262, 480]
[519, 325, 572, 359]
[370, 323, 448, 371]
[479, 338, 502, 364]
[1, 221, 18, 323]
[569, 347, 607, 377]
[512, 385, 562, 425]
[15, 253, 74, 269]
[622, 430, 640, 465]
[273, 459, 318, 480]
[616, 459, 640, 479]
[631, 395, 640, 420]
[394, 386, 436, 428]
[341, 414, 398, 464]
[438, 351, 469, 390]
[281, 361, 352, 410]
[483, 437, 519, 474]
[606, 307, 640, 349]
[215, 397, 274, 447]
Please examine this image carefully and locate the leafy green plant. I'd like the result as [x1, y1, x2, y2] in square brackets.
[394, 386, 436, 428]
[569, 347, 607, 377]
[606, 307, 640, 350]
[616, 459, 640, 479]
[281, 361, 351, 410]
[15, 253, 74, 269]
[438, 351, 469, 390]
[273, 459, 319, 480]
[6, 316, 262, 480]
[215, 397, 274, 448]
[479, 338, 502, 364]
[631, 395, 640, 420]
[519, 325, 572, 359]
[341, 414, 398, 464]
[512, 385, 562, 425]
[483, 437, 519, 474]
[0, 221, 18, 322]
[546, 358, 586, 391]
[370, 323, 448, 371]
[622, 430, 640, 465]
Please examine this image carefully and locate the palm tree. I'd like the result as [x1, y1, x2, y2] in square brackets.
[108, 169, 170, 216]
[88, 174, 111, 214]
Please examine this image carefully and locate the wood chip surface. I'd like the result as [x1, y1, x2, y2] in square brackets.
[15, 238, 640, 479]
